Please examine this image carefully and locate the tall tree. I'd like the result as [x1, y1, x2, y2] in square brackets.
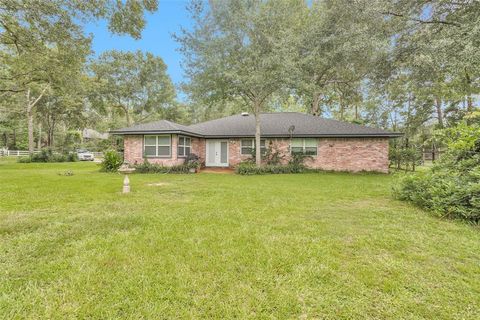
[176, 0, 303, 166]
[294, 0, 389, 117]
[0, 0, 159, 152]
[90, 50, 175, 127]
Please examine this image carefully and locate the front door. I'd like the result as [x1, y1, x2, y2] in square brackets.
[206, 140, 229, 167]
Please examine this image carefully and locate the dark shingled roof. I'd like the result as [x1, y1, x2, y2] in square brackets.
[111, 112, 402, 138]
[110, 119, 202, 137]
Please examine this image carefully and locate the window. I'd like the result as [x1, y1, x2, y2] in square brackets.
[144, 135, 171, 157]
[291, 138, 317, 156]
[241, 139, 266, 155]
[178, 136, 191, 157]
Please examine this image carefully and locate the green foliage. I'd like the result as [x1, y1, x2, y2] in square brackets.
[90, 50, 175, 126]
[62, 130, 82, 152]
[134, 158, 199, 174]
[394, 123, 480, 222]
[176, 0, 304, 165]
[389, 144, 422, 171]
[236, 151, 313, 175]
[58, 170, 74, 176]
[17, 149, 78, 163]
[235, 160, 309, 175]
[184, 153, 202, 169]
[249, 143, 284, 166]
[100, 149, 123, 172]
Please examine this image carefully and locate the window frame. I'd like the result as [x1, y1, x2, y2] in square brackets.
[240, 139, 266, 156]
[143, 134, 172, 158]
[177, 135, 192, 158]
[290, 138, 318, 156]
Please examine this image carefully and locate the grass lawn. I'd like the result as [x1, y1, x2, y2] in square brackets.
[0, 159, 479, 319]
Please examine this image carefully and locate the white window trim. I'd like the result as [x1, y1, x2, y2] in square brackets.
[144, 135, 171, 158]
[178, 135, 192, 158]
[240, 139, 266, 155]
[290, 138, 318, 156]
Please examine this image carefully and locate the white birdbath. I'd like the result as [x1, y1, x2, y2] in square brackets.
[118, 163, 135, 193]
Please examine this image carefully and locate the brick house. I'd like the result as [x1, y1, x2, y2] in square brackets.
[111, 112, 402, 173]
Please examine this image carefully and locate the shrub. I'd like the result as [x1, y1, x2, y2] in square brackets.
[100, 149, 123, 172]
[66, 152, 79, 162]
[389, 144, 422, 171]
[393, 122, 480, 223]
[184, 153, 202, 170]
[16, 148, 78, 163]
[17, 156, 32, 163]
[235, 162, 308, 175]
[134, 159, 197, 174]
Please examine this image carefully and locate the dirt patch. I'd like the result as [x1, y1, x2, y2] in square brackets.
[146, 182, 170, 187]
[200, 168, 234, 174]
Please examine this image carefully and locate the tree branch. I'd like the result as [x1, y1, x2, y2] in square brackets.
[381, 11, 461, 27]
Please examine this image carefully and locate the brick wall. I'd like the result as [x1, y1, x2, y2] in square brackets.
[125, 135, 389, 172]
[230, 137, 389, 173]
[123, 135, 143, 165]
[124, 134, 184, 166]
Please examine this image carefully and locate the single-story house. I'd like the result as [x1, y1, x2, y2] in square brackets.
[111, 112, 402, 173]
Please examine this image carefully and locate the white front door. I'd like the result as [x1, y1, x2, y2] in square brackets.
[206, 140, 229, 167]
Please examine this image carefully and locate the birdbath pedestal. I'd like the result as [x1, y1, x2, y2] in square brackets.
[118, 164, 135, 193]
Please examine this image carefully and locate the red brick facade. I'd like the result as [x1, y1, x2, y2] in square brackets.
[124, 135, 390, 173]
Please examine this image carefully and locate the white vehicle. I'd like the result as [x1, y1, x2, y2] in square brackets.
[77, 149, 95, 161]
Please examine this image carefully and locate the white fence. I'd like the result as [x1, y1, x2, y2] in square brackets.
[0, 149, 38, 157]
[0, 149, 104, 158]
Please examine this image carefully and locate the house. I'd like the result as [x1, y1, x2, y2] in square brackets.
[110, 112, 402, 173]
[82, 128, 109, 140]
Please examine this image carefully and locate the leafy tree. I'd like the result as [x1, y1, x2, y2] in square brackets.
[1, 0, 159, 152]
[292, 0, 389, 117]
[90, 50, 175, 127]
[176, 0, 303, 166]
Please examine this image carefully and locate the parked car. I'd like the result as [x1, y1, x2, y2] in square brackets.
[77, 149, 95, 161]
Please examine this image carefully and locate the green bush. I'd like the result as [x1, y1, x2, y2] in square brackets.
[235, 162, 308, 175]
[17, 156, 32, 163]
[394, 122, 480, 223]
[100, 149, 123, 172]
[235, 153, 313, 175]
[389, 144, 422, 171]
[134, 158, 199, 174]
[16, 149, 78, 163]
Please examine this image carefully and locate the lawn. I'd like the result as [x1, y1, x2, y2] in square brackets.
[0, 159, 479, 319]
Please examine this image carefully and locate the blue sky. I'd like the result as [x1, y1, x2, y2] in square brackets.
[84, 0, 192, 88]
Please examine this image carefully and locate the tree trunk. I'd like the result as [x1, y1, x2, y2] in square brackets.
[355, 105, 359, 120]
[25, 86, 48, 154]
[434, 96, 444, 128]
[466, 95, 473, 113]
[465, 68, 473, 124]
[339, 95, 345, 121]
[311, 93, 321, 116]
[120, 105, 131, 126]
[37, 123, 42, 149]
[47, 121, 55, 147]
[27, 107, 34, 154]
[26, 89, 34, 154]
[254, 108, 261, 167]
[12, 128, 16, 148]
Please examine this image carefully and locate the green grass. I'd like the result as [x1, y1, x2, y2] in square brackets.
[1, 159, 479, 319]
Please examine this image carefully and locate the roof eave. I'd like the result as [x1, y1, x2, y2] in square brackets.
[109, 130, 204, 138]
[201, 133, 403, 138]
